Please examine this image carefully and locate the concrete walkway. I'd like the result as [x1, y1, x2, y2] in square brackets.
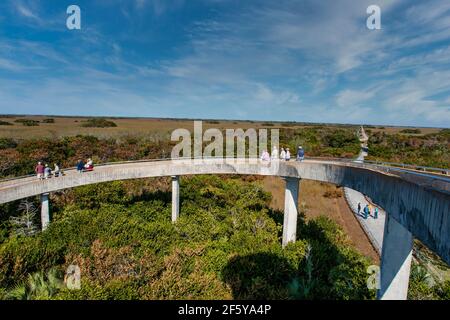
[344, 187, 385, 255]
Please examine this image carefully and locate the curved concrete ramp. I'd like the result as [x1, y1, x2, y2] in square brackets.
[1, 158, 448, 261]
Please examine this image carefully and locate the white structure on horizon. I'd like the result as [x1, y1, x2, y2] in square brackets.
[355, 126, 369, 163]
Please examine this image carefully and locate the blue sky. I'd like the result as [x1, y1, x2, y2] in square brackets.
[0, 0, 449, 127]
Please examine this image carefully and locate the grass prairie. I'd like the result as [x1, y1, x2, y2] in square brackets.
[0, 115, 442, 139]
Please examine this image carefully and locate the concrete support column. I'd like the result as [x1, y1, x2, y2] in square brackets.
[171, 176, 180, 222]
[377, 213, 413, 300]
[282, 177, 300, 247]
[40, 193, 50, 231]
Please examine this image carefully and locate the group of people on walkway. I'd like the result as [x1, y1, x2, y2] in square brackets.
[35, 158, 94, 179]
[357, 202, 379, 219]
[76, 158, 94, 173]
[35, 162, 61, 180]
[261, 146, 305, 162]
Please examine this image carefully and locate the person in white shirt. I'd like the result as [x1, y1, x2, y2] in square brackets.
[280, 148, 286, 161]
[285, 148, 291, 161]
[44, 164, 51, 179]
[271, 146, 279, 160]
[54, 163, 61, 177]
[85, 158, 94, 171]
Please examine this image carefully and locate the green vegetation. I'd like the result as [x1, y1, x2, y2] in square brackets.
[14, 119, 39, 126]
[408, 263, 450, 300]
[0, 135, 173, 178]
[281, 126, 449, 168]
[400, 129, 421, 134]
[42, 118, 55, 124]
[5, 268, 63, 300]
[367, 130, 449, 168]
[281, 127, 361, 159]
[0, 122, 448, 300]
[0, 121, 13, 126]
[0, 124, 448, 180]
[0, 177, 375, 300]
[81, 118, 117, 128]
[0, 138, 17, 150]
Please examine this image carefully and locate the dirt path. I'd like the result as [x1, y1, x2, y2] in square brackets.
[262, 176, 379, 263]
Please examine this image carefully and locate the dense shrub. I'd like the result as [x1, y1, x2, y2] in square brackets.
[81, 118, 117, 128]
[73, 182, 132, 209]
[400, 129, 421, 134]
[0, 138, 17, 150]
[0, 136, 173, 178]
[322, 129, 358, 148]
[14, 119, 39, 126]
[0, 177, 377, 299]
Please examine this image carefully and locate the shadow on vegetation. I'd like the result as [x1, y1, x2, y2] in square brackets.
[130, 190, 171, 205]
[222, 211, 373, 300]
[222, 252, 296, 299]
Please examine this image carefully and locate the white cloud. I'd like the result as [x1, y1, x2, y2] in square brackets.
[15, 3, 39, 20]
[0, 58, 26, 72]
[336, 90, 375, 108]
[254, 84, 301, 105]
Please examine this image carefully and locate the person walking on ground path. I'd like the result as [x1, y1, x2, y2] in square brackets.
[296, 146, 305, 162]
[285, 148, 291, 161]
[44, 164, 51, 179]
[35, 162, 44, 180]
[357, 202, 361, 214]
[271, 146, 279, 160]
[363, 204, 369, 219]
[76, 159, 85, 173]
[280, 148, 286, 161]
[374, 207, 379, 219]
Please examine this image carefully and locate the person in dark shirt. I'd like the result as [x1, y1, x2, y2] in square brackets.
[76, 160, 85, 173]
[363, 205, 369, 219]
[296, 146, 305, 162]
